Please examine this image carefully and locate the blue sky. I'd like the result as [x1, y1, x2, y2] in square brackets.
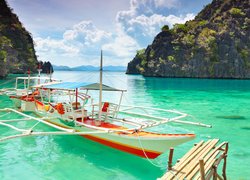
[7, 0, 212, 67]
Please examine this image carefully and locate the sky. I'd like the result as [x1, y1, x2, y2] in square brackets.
[6, 0, 212, 67]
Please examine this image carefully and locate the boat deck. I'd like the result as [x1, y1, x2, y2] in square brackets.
[159, 139, 229, 180]
[76, 117, 195, 138]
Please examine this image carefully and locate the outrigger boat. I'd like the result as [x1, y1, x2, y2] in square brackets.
[0, 52, 212, 159]
[0, 72, 60, 110]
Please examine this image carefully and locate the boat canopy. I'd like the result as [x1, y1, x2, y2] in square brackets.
[16, 77, 56, 80]
[34, 82, 90, 90]
[80, 83, 126, 92]
[34, 82, 126, 92]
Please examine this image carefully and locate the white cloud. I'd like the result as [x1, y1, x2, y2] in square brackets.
[34, 20, 115, 66]
[154, 0, 180, 8]
[35, 37, 80, 55]
[102, 25, 140, 59]
[33, 0, 196, 67]
[63, 21, 112, 45]
[35, 21, 112, 56]
[34, 18, 140, 66]
[116, 0, 195, 45]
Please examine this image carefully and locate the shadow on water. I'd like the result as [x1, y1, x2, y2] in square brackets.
[0, 133, 163, 179]
[241, 126, 250, 130]
[53, 135, 162, 179]
[215, 115, 246, 120]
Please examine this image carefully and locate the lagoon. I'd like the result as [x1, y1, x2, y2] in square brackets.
[0, 71, 249, 179]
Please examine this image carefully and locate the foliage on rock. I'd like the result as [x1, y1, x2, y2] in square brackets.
[126, 0, 250, 79]
[0, 0, 38, 78]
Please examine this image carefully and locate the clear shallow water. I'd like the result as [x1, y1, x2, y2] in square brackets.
[0, 71, 250, 179]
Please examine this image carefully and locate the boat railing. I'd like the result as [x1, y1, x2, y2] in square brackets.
[119, 105, 212, 128]
[75, 117, 141, 134]
[0, 88, 16, 95]
[119, 105, 187, 116]
[89, 102, 119, 120]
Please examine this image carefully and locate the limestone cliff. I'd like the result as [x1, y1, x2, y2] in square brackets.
[0, 0, 38, 78]
[127, 0, 250, 78]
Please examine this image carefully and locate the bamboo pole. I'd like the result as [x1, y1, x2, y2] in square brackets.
[199, 159, 205, 180]
[168, 148, 174, 170]
[222, 143, 228, 180]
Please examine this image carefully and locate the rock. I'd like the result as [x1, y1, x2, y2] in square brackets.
[0, 0, 38, 78]
[126, 0, 250, 79]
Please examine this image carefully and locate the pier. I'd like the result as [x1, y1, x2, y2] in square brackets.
[159, 139, 228, 180]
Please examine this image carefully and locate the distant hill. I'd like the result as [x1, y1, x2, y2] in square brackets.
[127, 0, 250, 79]
[53, 65, 126, 72]
[52, 65, 72, 71]
[0, 0, 38, 78]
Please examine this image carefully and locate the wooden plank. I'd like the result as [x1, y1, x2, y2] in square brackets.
[164, 141, 208, 179]
[187, 144, 223, 179]
[162, 140, 218, 180]
[175, 139, 219, 179]
[160, 140, 228, 180]
[191, 142, 227, 180]
[199, 159, 205, 180]
[162, 140, 205, 179]
[194, 151, 220, 180]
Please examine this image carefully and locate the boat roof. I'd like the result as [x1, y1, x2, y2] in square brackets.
[35, 82, 125, 91]
[80, 83, 126, 92]
[35, 82, 90, 90]
[16, 77, 55, 80]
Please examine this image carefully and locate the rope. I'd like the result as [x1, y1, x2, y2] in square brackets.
[0, 78, 15, 87]
[135, 132, 162, 168]
[0, 112, 10, 118]
[136, 131, 180, 180]
[29, 121, 41, 131]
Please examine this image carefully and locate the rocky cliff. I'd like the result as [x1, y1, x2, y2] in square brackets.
[0, 0, 38, 78]
[126, 0, 250, 78]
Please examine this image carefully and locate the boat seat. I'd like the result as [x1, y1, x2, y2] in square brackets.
[91, 102, 119, 121]
[72, 102, 81, 110]
[159, 139, 229, 180]
[101, 102, 118, 119]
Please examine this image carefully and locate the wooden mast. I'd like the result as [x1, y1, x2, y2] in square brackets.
[98, 50, 103, 120]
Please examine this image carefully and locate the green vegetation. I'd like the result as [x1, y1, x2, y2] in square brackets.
[159, 57, 165, 64]
[0, 50, 7, 62]
[173, 46, 180, 51]
[240, 49, 249, 61]
[182, 34, 195, 46]
[229, 8, 246, 16]
[197, 28, 216, 49]
[127, 0, 250, 78]
[149, 49, 155, 58]
[161, 25, 169, 32]
[186, 20, 208, 30]
[173, 24, 189, 33]
[136, 65, 145, 73]
[0, 0, 38, 77]
[136, 49, 147, 67]
[167, 55, 176, 62]
[136, 49, 145, 58]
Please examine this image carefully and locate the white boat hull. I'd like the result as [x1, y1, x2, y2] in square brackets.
[43, 118, 195, 159]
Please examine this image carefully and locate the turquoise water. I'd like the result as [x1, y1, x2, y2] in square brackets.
[0, 71, 250, 179]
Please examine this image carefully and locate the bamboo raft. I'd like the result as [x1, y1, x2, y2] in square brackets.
[159, 139, 229, 180]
